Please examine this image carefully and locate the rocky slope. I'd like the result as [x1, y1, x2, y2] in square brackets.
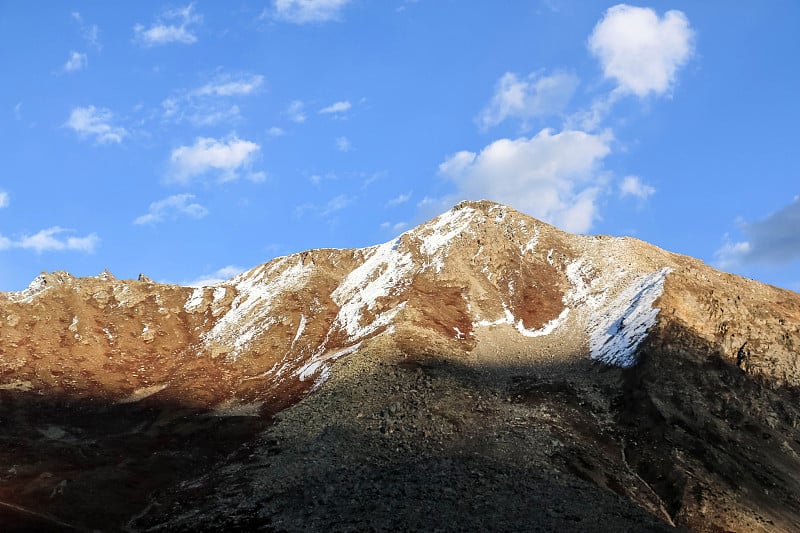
[1, 200, 799, 531]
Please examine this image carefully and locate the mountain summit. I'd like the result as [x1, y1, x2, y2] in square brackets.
[2, 200, 800, 531]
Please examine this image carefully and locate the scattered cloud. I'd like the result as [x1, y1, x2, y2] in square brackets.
[309, 172, 337, 185]
[619, 175, 655, 199]
[195, 74, 264, 97]
[320, 100, 352, 115]
[72, 12, 101, 49]
[4, 227, 100, 254]
[134, 194, 209, 225]
[322, 194, 355, 215]
[386, 191, 412, 207]
[13, 103, 22, 121]
[477, 71, 579, 131]
[381, 221, 408, 232]
[336, 136, 352, 152]
[286, 100, 306, 123]
[297, 193, 356, 218]
[134, 3, 202, 47]
[66, 106, 127, 144]
[715, 196, 800, 268]
[267, 126, 285, 137]
[439, 128, 612, 233]
[588, 4, 694, 98]
[161, 73, 264, 126]
[63, 51, 88, 72]
[182, 265, 245, 287]
[0, 191, 8, 208]
[272, 0, 352, 24]
[168, 135, 261, 184]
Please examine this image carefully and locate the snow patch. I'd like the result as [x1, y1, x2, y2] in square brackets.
[475, 303, 568, 338]
[202, 257, 313, 358]
[291, 314, 307, 348]
[521, 227, 539, 256]
[184, 287, 205, 312]
[584, 268, 671, 367]
[8, 274, 51, 303]
[297, 342, 362, 389]
[417, 206, 477, 272]
[212, 287, 227, 303]
[332, 238, 414, 341]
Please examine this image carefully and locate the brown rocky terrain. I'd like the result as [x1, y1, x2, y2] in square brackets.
[1, 200, 799, 531]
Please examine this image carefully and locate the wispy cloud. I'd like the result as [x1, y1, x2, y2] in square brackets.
[71, 12, 101, 49]
[0, 227, 99, 254]
[162, 73, 263, 126]
[588, 5, 694, 98]
[619, 175, 655, 200]
[66, 106, 127, 144]
[286, 100, 306, 123]
[134, 194, 209, 225]
[168, 135, 261, 184]
[134, 3, 202, 47]
[336, 136, 352, 152]
[182, 265, 245, 287]
[195, 74, 264, 97]
[271, 0, 352, 24]
[13, 103, 22, 121]
[322, 194, 355, 215]
[381, 221, 408, 232]
[320, 100, 351, 115]
[477, 71, 579, 131]
[63, 51, 88, 73]
[386, 191, 412, 207]
[0, 191, 8, 208]
[267, 126, 285, 137]
[296, 193, 356, 219]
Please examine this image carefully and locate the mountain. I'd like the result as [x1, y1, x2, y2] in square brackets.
[1, 200, 799, 532]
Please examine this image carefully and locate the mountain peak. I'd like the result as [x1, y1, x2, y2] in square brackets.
[2, 201, 800, 530]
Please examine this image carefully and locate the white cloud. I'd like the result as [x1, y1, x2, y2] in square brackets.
[439, 128, 612, 233]
[322, 194, 354, 215]
[386, 192, 412, 207]
[320, 100, 351, 114]
[272, 0, 352, 24]
[267, 126, 285, 137]
[588, 4, 694, 98]
[286, 100, 306, 123]
[182, 265, 245, 287]
[134, 3, 202, 47]
[381, 221, 408, 232]
[13, 227, 99, 254]
[169, 135, 261, 184]
[66, 106, 127, 144]
[134, 194, 209, 225]
[195, 74, 264, 97]
[336, 136, 352, 152]
[64, 51, 88, 72]
[161, 73, 262, 126]
[13, 102, 22, 120]
[477, 71, 579, 130]
[72, 12, 101, 49]
[715, 196, 800, 268]
[619, 175, 655, 199]
[0, 191, 8, 208]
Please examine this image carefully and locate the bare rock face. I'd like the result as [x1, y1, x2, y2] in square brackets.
[1, 200, 799, 531]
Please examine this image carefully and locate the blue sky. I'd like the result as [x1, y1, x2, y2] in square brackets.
[1, 1, 799, 292]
